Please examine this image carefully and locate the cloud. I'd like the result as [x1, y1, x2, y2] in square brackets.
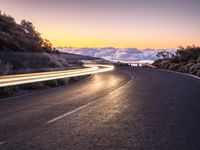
[58, 47, 177, 62]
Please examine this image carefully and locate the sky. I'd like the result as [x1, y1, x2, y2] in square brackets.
[0, 0, 200, 49]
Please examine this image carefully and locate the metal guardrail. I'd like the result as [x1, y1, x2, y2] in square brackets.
[0, 64, 114, 87]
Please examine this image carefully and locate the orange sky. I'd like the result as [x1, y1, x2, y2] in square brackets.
[0, 0, 199, 49]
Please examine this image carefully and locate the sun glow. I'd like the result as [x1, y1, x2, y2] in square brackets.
[1, 0, 199, 49]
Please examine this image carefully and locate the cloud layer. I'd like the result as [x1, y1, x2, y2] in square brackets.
[58, 47, 177, 63]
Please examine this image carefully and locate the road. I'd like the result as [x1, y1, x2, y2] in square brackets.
[0, 66, 200, 150]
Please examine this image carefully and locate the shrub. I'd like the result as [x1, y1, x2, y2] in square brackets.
[56, 79, 69, 85]
[44, 80, 58, 87]
[153, 46, 200, 76]
[168, 63, 180, 70]
[197, 57, 200, 64]
[0, 86, 15, 96]
[20, 82, 44, 90]
[0, 12, 53, 53]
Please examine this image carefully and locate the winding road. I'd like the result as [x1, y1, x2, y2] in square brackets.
[0, 66, 200, 150]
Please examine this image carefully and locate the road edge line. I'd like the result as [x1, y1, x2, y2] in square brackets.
[47, 71, 134, 124]
[155, 69, 200, 80]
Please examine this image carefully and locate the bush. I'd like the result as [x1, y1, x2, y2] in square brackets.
[56, 79, 69, 85]
[114, 62, 130, 66]
[68, 75, 89, 83]
[0, 86, 15, 96]
[44, 80, 58, 87]
[154, 46, 200, 76]
[20, 82, 44, 90]
[168, 63, 180, 70]
[0, 12, 53, 53]
[197, 57, 200, 64]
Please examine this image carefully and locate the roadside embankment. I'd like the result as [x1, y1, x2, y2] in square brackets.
[0, 75, 90, 100]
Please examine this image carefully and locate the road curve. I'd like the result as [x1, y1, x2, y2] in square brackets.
[0, 66, 200, 150]
[0, 64, 114, 87]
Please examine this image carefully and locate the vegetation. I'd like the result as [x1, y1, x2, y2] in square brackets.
[153, 46, 200, 76]
[0, 12, 83, 75]
[0, 76, 90, 99]
[0, 52, 72, 75]
[0, 11, 59, 53]
[156, 50, 175, 59]
[0, 86, 16, 96]
[114, 62, 130, 66]
[0, 12, 87, 98]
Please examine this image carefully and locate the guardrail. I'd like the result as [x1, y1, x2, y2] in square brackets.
[0, 64, 114, 87]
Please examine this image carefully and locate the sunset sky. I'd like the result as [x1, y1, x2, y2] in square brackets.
[0, 0, 199, 49]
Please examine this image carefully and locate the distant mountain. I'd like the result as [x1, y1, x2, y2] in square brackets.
[58, 47, 177, 63]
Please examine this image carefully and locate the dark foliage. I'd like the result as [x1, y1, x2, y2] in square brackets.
[0, 76, 89, 98]
[0, 86, 16, 97]
[114, 62, 130, 66]
[153, 46, 200, 76]
[0, 11, 58, 53]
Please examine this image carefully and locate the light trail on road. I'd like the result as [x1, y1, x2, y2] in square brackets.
[0, 64, 114, 87]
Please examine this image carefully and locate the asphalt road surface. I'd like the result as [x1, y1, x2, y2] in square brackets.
[0, 66, 200, 150]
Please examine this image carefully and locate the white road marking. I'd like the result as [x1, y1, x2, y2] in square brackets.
[47, 73, 134, 124]
[157, 69, 200, 80]
[47, 99, 100, 123]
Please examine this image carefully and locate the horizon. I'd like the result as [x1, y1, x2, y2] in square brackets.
[56, 46, 178, 50]
[54, 45, 178, 51]
[0, 0, 200, 49]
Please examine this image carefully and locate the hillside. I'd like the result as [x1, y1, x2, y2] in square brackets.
[60, 52, 104, 61]
[0, 51, 105, 75]
[153, 46, 200, 77]
[0, 12, 70, 74]
[0, 11, 56, 53]
[0, 12, 102, 75]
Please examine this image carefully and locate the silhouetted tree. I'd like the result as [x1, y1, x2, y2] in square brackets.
[176, 46, 200, 62]
[0, 12, 53, 53]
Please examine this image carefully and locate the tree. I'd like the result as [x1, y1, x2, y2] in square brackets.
[0, 12, 53, 53]
[176, 46, 200, 62]
[42, 39, 53, 53]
